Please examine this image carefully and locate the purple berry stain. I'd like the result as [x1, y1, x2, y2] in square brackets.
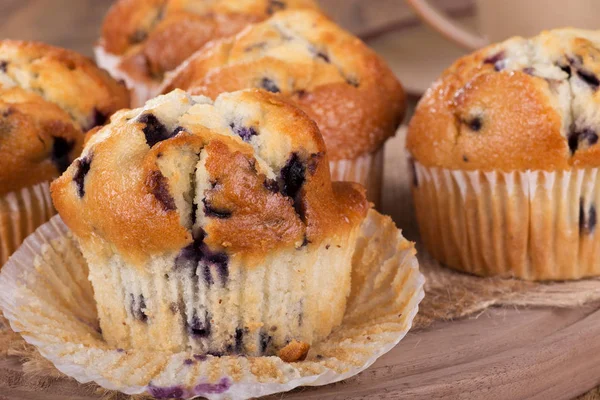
[229, 122, 258, 142]
[175, 229, 229, 286]
[147, 170, 176, 211]
[580, 198, 597, 235]
[51, 137, 75, 173]
[138, 113, 173, 147]
[260, 77, 280, 93]
[73, 154, 92, 198]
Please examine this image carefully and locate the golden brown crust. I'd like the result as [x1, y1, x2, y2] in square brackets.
[162, 10, 406, 160]
[51, 89, 368, 264]
[0, 41, 129, 195]
[407, 28, 600, 171]
[99, 0, 321, 85]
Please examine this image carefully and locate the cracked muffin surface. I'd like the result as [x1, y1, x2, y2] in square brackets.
[0, 40, 130, 195]
[50, 89, 368, 356]
[97, 0, 320, 104]
[407, 28, 600, 171]
[162, 9, 406, 161]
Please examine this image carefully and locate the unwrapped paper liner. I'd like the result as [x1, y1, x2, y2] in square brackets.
[0, 209, 424, 400]
[329, 148, 384, 208]
[411, 160, 600, 280]
[0, 181, 55, 266]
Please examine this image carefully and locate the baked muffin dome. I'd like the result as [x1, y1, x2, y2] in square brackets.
[0, 40, 130, 196]
[162, 9, 406, 162]
[97, 0, 320, 105]
[51, 89, 368, 357]
[408, 29, 600, 172]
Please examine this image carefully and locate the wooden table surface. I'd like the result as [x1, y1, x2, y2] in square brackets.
[1, 2, 599, 400]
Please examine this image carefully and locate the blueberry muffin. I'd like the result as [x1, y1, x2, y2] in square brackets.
[51, 89, 368, 359]
[161, 10, 406, 206]
[0, 40, 129, 265]
[407, 28, 600, 280]
[96, 0, 321, 106]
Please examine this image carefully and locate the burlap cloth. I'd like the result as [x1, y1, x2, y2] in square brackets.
[1, 131, 600, 399]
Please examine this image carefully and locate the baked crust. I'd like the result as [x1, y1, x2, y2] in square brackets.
[407, 28, 600, 171]
[99, 0, 320, 87]
[0, 40, 129, 195]
[51, 89, 368, 265]
[161, 10, 406, 160]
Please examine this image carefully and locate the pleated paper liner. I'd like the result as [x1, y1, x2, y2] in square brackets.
[0, 209, 424, 400]
[329, 148, 384, 208]
[411, 160, 600, 280]
[0, 181, 55, 266]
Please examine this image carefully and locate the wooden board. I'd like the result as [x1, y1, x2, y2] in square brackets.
[1, 2, 600, 399]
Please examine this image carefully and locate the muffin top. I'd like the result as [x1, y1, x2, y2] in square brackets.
[161, 10, 406, 160]
[0, 40, 129, 195]
[51, 89, 368, 265]
[99, 0, 320, 86]
[407, 28, 600, 171]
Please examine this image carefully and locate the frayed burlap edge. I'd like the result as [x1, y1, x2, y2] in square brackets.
[413, 251, 600, 330]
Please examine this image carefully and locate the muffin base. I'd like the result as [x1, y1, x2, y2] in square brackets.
[86, 230, 359, 356]
[411, 160, 600, 280]
[0, 182, 55, 266]
[0, 209, 423, 400]
[329, 147, 384, 208]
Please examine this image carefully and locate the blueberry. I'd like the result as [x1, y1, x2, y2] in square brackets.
[146, 170, 176, 211]
[346, 77, 360, 87]
[129, 294, 148, 322]
[260, 77, 280, 93]
[174, 230, 229, 285]
[193, 378, 231, 395]
[202, 198, 232, 219]
[172, 126, 187, 136]
[51, 137, 75, 173]
[89, 108, 107, 131]
[263, 179, 280, 193]
[148, 385, 184, 399]
[483, 51, 505, 71]
[193, 354, 208, 361]
[559, 64, 572, 77]
[229, 123, 257, 142]
[463, 155, 469, 162]
[280, 153, 306, 199]
[465, 116, 483, 132]
[138, 113, 173, 147]
[576, 69, 600, 90]
[234, 328, 244, 353]
[568, 127, 598, 154]
[580, 199, 597, 235]
[129, 30, 148, 44]
[260, 331, 272, 354]
[0, 61, 8, 73]
[184, 359, 195, 366]
[267, 0, 286, 15]
[307, 152, 322, 175]
[72, 154, 92, 198]
[188, 309, 211, 337]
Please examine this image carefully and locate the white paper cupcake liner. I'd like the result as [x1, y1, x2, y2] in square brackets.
[0, 209, 423, 399]
[94, 45, 159, 108]
[411, 160, 600, 280]
[329, 148, 384, 208]
[0, 181, 55, 266]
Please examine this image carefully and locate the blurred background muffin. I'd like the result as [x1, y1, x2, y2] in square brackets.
[161, 10, 405, 206]
[407, 28, 600, 280]
[95, 0, 321, 106]
[0, 40, 129, 265]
